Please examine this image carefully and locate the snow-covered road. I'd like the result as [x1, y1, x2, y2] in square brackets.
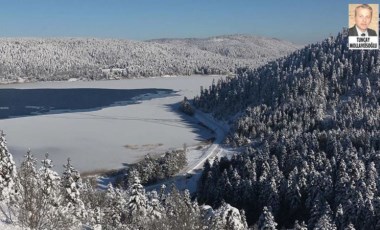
[183, 110, 228, 174]
[145, 108, 229, 193]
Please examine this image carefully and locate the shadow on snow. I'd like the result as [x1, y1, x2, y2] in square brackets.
[163, 101, 215, 143]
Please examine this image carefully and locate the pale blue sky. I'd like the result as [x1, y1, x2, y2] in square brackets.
[0, 0, 375, 44]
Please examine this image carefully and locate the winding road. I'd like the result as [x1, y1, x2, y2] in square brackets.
[183, 109, 228, 174]
[145, 109, 229, 193]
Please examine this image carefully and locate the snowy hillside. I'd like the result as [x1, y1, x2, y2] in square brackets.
[149, 34, 299, 59]
[195, 30, 380, 228]
[0, 35, 299, 83]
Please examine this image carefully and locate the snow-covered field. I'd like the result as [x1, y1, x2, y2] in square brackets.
[0, 75, 223, 173]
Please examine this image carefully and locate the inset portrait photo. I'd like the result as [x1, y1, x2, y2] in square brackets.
[348, 4, 379, 50]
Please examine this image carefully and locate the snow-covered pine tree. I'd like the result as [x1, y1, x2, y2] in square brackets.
[147, 190, 164, 220]
[80, 179, 104, 229]
[0, 131, 18, 223]
[102, 183, 128, 229]
[210, 202, 248, 230]
[335, 203, 345, 230]
[17, 150, 42, 228]
[127, 175, 147, 226]
[286, 167, 302, 213]
[37, 153, 75, 229]
[164, 188, 203, 230]
[258, 206, 277, 230]
[293, 220, 308, 230]
[314, 213, 337, 230]
[61, 158, 86, 225]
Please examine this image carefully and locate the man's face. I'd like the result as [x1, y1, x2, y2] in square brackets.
[355, 7, 372, 32]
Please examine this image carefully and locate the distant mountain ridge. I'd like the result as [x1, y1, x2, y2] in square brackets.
[0, 35, 300, 83]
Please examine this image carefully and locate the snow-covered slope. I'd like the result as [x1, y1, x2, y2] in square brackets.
[0, 35, 300, 83]
[149, 34, 299, 59]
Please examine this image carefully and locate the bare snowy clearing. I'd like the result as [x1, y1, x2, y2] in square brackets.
[0, 75, 223, 173]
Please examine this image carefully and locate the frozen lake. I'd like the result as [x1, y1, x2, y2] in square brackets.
[0, 75, 222, 173]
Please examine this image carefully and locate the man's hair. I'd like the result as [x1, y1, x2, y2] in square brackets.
[355, 4, 373, 17]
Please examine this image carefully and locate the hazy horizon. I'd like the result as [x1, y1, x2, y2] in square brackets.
[0, 0, 372, 45]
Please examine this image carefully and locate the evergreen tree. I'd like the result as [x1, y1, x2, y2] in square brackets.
[335, 203, 345, 230]
[210, 202, 248, 230]
[39, 153, 72, 229]
[314, 214, 337, 230]
[164, 187, 203, 230]
[147, 190, 164, 220]
[258, 206, 277, 230]
[102, 184, 128, 229]
[293, 220, 308, 230]
[127, 175, 147, 225]
[61, 158, 86, 224]
[0, 131, 18, 223]
[17, 150, 41, 228]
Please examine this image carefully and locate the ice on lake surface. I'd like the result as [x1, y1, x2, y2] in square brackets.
[0, 75, 222, 173]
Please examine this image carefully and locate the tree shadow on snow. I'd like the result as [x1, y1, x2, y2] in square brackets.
[163, 101, 215, 144]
